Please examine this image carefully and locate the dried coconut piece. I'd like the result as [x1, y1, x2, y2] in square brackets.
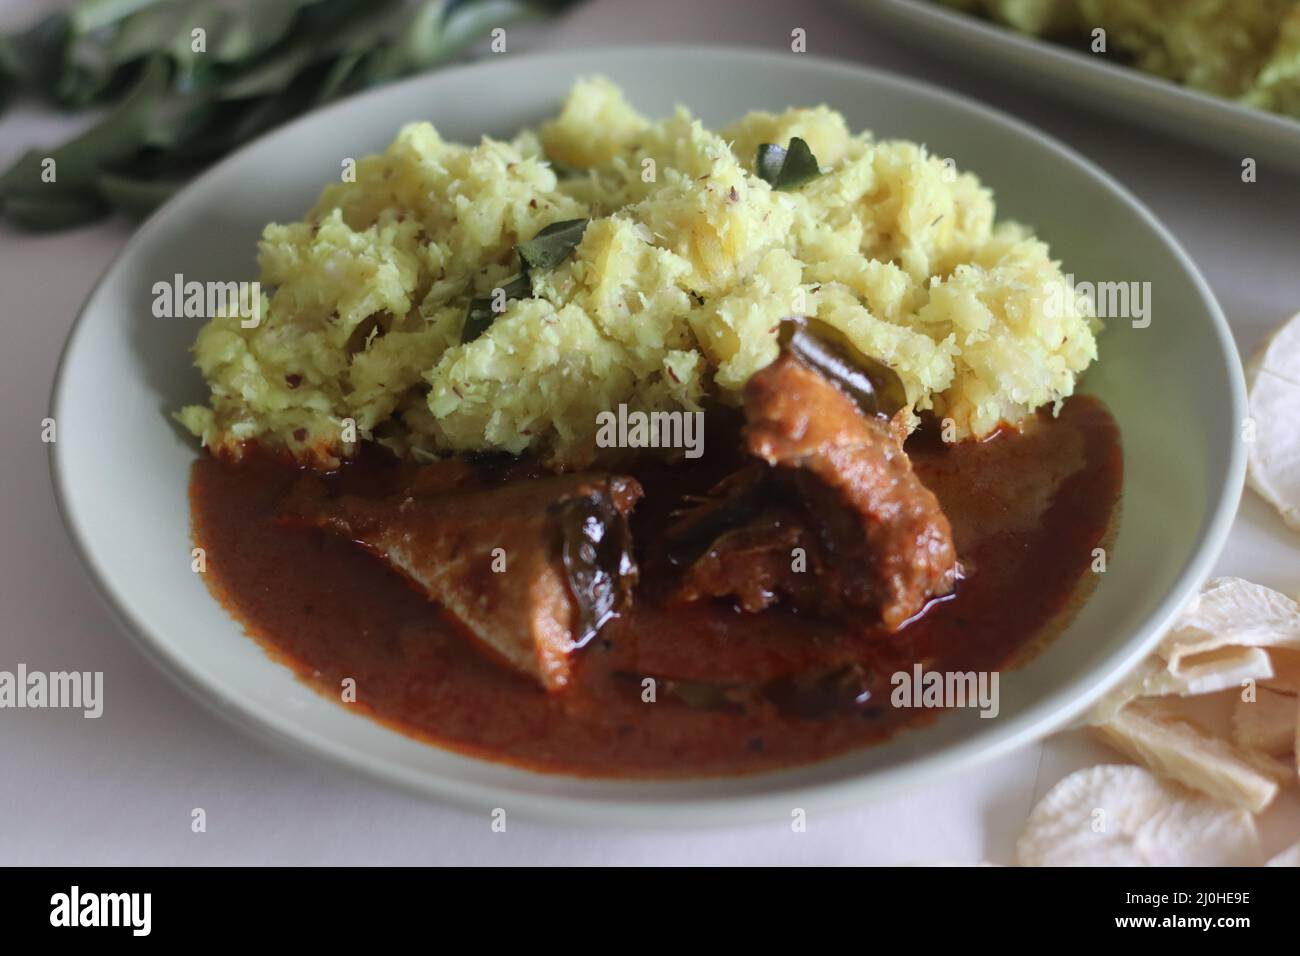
[1088, 646, 1274, 725]
[1247, 310, 1300, 532]
[1263, 648, 1300, 693]
[1232, 687, 1299, 757]
[1161, 577, 1300, 672]
[1094, 701, 1279, 813]
[1016, 765, 1263, 866]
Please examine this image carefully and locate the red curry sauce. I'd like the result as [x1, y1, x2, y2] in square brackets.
[190, 396, 1121, 777]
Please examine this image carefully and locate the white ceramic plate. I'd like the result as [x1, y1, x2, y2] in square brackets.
[848, 0, 1300, 174]
[50, 46, 1245, 826]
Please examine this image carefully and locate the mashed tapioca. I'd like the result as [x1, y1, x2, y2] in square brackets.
[178, 78, 1099, 468]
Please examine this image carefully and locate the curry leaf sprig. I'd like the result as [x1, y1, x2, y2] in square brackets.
[461, 136, 822, 344]
[462, 217, 588, 343]
[0, 0, 576, 231]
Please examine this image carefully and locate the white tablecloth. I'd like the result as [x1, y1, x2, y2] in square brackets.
[2, 0, 1297, 864]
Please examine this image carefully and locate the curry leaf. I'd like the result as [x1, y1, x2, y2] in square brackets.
[517, 218, 589, 271]
[71, 0, 171, 34]
[0, 13, 71, 95]
[0, 56, 169, 229]
[97, 169, 188, 218]
[778, 317, 908, 418]
[462, 217, 590, 341]
[206, 0, 305, 66]
[462, 273, 532, 344]
[755, 136, 821, 190]
[0, 189, 110, 231]
[555, 491, 638, 650]
[59, 0, 190, 106]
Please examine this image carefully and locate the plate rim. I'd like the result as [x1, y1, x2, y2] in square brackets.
[47, 43, 1247, 827]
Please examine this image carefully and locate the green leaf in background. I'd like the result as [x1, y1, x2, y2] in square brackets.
[0, 188, 110, 231]
[0, 56, 169, 230]
[205, 0, 305, 66]
[0, 13, 72, 96]
[0, 0, 577, 231]
[96, 169, 189, 217]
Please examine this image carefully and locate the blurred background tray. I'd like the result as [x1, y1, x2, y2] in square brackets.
[847, 0, 1300, 175]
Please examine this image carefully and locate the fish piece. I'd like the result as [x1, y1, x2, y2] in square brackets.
[674, 350, 957, 630]
[283, 473, 642, 690]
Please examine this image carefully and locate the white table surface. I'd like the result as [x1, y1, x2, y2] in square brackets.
[2, 0, 1297, 865]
